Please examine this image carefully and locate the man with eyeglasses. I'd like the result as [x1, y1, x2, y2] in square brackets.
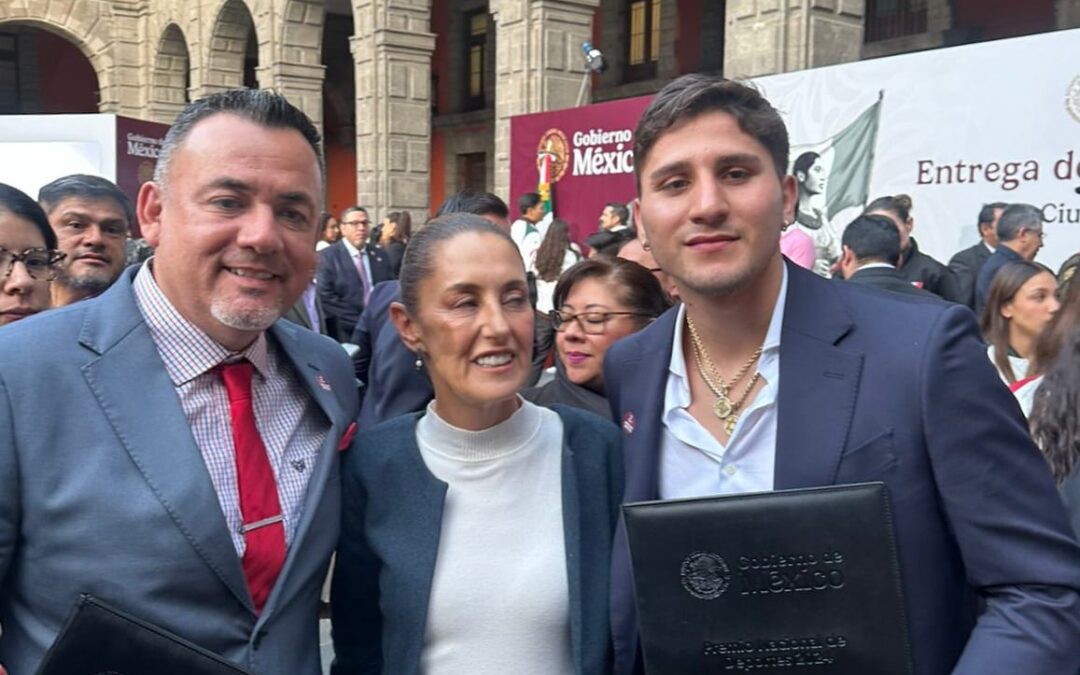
[316, 205, 394, 342]
[38, 174, 133, 308]
[976, 203, 1048, 315]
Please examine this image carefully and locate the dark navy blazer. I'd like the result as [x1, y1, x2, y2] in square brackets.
[350, 280, 434, 429]
[330, 405, 624, 675]
[604, 261, 1080, 675]
[317, 241, 394, 342]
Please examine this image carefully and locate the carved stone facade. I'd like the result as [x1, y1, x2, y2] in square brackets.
[724, 0, 866, 78]
[2, 0, 1076, 214]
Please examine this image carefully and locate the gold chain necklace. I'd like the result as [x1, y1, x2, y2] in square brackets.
[686, 314, 763, 435]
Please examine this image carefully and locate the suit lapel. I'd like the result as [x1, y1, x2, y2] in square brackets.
[79, 272, 251, 610]
[775, 265, 863, 489]
[618, 308, 677, 503]
[560, 439, 584, 674]
[257, 321, 345, 621]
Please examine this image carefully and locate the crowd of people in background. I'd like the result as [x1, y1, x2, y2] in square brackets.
[2, 76, 1080, 675]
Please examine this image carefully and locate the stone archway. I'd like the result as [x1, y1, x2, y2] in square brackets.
[204, 0, 257, 94]
[149, 23, 190, 123]
[0, 10, 115, 112]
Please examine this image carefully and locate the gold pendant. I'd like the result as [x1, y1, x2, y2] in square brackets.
[712, 395, 733, 420]
[723, 415, 737, 435]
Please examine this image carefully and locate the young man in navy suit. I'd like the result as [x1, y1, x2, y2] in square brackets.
[605, 74, 1080, 675]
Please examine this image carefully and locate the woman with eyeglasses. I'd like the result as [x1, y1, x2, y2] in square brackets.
[0, 183, 64, 327]
[524, 257, 671, 417]
[331, 213, 623, 675]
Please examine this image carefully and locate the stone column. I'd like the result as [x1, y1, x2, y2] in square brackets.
[100, 0, 146, 115]
[260, 62, 326, 130]
[1058, 0, 1080, 28]
[352, 0, 435, 222]
[491, 0, 600, 202]
[725, 0, 865, 79]
[259, 0, 326, 131]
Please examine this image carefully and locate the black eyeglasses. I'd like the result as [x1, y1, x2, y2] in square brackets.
[0, 247, 66, 281]
[550, 310, 652, 335]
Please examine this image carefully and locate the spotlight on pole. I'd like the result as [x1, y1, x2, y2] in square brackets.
[581, 41, 608, 73]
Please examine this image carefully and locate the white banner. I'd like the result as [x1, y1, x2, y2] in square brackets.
[755, 28, 1080, 272]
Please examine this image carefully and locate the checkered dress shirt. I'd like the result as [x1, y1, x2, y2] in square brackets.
[133, 263, 329, 555]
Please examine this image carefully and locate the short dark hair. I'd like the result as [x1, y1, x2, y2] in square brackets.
[518, 192, 541, 215]
[792, 151, 820, 180]
[399, 212, 519, 315]
[864, 194, 913, 223]
[37, 174, 134, 228]
[340, 205, 368, 222]
[435, 191, 509, 220]
[996, 203, 1044, 243]
[978, 202, 1008, 228]
[553, 257, 670, 329]
[0, 183, 57, 250]
[842, 214, 902, 266]
[154, 89, 323, 187]
[634, 74, 789, 187]
[605, 201, 629, 225]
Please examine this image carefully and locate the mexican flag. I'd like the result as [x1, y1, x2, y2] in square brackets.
[790, 93, 883, 219]
[536, 142, 556, 229]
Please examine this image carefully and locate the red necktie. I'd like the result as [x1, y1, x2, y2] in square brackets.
[220, 361, 286, 614]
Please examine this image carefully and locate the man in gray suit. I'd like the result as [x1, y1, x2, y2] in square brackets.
[0, 90, 358, 674]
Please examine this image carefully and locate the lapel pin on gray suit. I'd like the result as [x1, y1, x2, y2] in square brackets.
[0, 90, 359, 675]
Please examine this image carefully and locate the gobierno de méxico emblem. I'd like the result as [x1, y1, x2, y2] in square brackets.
[680, 551, 731, 600]
[1067, 76, 1080, 124]
[536, 128, 570, 183]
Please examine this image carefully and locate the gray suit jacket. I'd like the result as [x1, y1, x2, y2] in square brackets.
[0, 266, 359, 675]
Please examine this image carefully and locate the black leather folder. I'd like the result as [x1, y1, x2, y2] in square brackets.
[623, 482, 913, 675]
[34, 594, 253, 675]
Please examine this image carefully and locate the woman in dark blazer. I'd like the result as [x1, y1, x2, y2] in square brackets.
[331, 213, 623, 675]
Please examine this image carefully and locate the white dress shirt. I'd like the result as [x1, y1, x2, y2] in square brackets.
[133, 263, 329, 555]
[340, 237, 373, 287]
[658, 264, 788, 499]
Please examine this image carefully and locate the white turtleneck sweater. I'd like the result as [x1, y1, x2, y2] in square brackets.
[415, 399, 573, 675]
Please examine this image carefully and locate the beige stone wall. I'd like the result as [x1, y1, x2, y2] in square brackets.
[1058, 0, 1080, 28]
[490, 0, 598, 201]
[725, 0, 865, 79]
[352, 0, 434, 221]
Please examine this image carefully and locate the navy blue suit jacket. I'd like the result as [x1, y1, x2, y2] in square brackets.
[330, 405, 623, 675]
[974, 245, 1023, 316]
[317, 241, 394, 342]
[349, 281, 434, 429]
[604, 261, 1080, 675]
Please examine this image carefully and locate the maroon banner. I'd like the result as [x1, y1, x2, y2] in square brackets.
[510, 95, 653, 247]
[115, 116, 169, 237]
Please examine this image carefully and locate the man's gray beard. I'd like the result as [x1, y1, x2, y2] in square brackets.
[210, 298, 285, 332]
[60, 268, 119, 295]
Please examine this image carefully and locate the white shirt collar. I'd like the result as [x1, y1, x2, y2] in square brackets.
[855, 262, 895, 271]
[342, 238, 362, 257]
[132, 261, 271, 386]
[983, 241, 996, 254]
[666, 263, 788, 413]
